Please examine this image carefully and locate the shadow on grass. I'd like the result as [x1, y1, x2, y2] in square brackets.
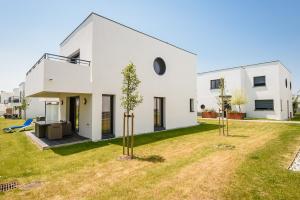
[52, 123, 219, 156]
[135, 155, 165, 163]
[227, 135, 249, 138]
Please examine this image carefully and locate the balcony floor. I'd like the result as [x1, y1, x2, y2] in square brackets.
[25, 131, 91, 150]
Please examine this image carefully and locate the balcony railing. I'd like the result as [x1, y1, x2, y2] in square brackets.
[26, 53, 91, 76]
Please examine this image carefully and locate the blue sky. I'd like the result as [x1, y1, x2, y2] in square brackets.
[0, 0, 299, 93]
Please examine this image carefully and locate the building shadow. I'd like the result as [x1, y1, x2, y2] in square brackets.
[52, 123, 219, 156]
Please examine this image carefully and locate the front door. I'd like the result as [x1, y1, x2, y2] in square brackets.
[154, 97, 165, 131]
[102, 95, 114, 139]
[69, 96, 80, 133]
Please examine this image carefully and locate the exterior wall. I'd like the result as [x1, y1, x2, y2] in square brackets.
[89, 16, 197, 141]
[57, 93, 92, 139]
[278, 64, 293, 119]
[197, 62, 292, 120]
[25, 59, 91, 97]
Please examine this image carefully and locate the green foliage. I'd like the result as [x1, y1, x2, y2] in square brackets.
[231, 89, 247, 112]
[121, 62, 143, 113]
[292, 95, 299, 114]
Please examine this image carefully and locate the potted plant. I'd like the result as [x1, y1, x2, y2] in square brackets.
[228, 90, 247, 120]
[202, 108, 218, 118]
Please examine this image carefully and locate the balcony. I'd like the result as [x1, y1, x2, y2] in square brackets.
[25, 53, 92, 97]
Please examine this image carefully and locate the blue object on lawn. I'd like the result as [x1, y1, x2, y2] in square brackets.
[3, 118, 33, 133]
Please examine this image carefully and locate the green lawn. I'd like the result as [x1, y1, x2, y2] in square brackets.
[0, 118, 300, 199]
[292, 113, 300, 121]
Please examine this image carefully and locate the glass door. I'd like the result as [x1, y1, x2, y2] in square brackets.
[69, 96, 80, 133]
[102, 95, 114, 139]
[154, 97, 165, 131]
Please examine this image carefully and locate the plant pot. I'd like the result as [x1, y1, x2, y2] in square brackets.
[227, 112, 246, 120]
[202, 111, 218, 118]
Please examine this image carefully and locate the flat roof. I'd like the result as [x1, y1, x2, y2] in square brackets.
[60, 12, 197, 55]
[197, 60, 291, 75]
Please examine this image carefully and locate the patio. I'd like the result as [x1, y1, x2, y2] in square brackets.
[25, 131, 90, 150]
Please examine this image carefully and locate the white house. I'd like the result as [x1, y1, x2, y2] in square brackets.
[25, 12, 197, 141]
[19, 82, 59, 120]
[197, 61, 293, 120]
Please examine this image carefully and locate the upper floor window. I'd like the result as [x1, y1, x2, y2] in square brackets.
[255, 99, 274, 111]
[285, 78, 288, 88]
[70, 51, 80, 64]
[153, 57, 166, 75]
[253, 76, 266, 87]
[190, 98, 195, 112]
[210, 79, 221, 89]
[290, 82, 292, 90]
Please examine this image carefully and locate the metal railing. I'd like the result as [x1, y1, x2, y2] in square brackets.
[26, 53, 91, 76]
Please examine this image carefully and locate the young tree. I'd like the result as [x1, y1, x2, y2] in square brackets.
[121, 62, 143, 158]
[20, 98, 28, 119]
[231, 89, 247, 113]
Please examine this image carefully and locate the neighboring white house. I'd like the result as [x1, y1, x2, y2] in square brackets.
[197, 61, 293, 120]
[0, 91, 13, 116]
[19, 82, 59, 120]
[25, 12, 197, 141]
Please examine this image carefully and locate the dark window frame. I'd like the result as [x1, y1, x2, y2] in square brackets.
[153, 57, 166, 75]
[285, 78, 288, 88]
[255, 99, 274, 111]
[210, 79, 221, 89]
[190, 98, 195, 112]
[253, 76, 266, 87]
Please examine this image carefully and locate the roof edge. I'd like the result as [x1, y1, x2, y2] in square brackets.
[197, 60, 291, 75]
[60, 12, 197, 56]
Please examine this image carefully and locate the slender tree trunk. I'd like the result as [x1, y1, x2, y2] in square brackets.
[239, 105, 241, 113]
[131, 113, 134, 158]
[126, 111, 130, 156]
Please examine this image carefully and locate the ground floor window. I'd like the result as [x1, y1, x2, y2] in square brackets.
[190, 98, 195, 112]
[102, 95, 114, 139]
[154, 97, 165, 131]
[255, 99, 274, 111]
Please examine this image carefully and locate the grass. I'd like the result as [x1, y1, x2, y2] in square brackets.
[0, 118, 300, 199]
[291, 113, 300, 121]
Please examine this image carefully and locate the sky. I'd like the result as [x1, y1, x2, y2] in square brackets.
[0, 0, 299, 93]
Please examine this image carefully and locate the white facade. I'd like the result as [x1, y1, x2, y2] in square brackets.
[19, 82, 59, 120]
[25, 13, 197, 141]
[197, 61, 293, 120]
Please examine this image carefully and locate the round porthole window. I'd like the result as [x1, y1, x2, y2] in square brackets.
[153, 57, 166, 75]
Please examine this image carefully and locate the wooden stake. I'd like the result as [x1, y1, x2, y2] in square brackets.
[131, 113, 134, 158]
[123, 113, 125, 155]
[226, 109, 229, 136]
[218, 108, 221, 136]
[126, 112, 130, 156]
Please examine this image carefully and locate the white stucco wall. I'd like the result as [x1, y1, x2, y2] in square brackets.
[57, 13, 197, 141]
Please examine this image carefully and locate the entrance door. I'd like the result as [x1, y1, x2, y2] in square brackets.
[154, 97, 165, 131]
[102, 95, 114, 139]
[69, 96, 80, 133]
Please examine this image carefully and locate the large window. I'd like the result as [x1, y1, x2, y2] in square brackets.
[253, 76, 266, 87]
[210, 79, 221, 89]
[102, 95, 114, 139]
[255, 100, 274, 111]
[190, 98, 195, 112]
